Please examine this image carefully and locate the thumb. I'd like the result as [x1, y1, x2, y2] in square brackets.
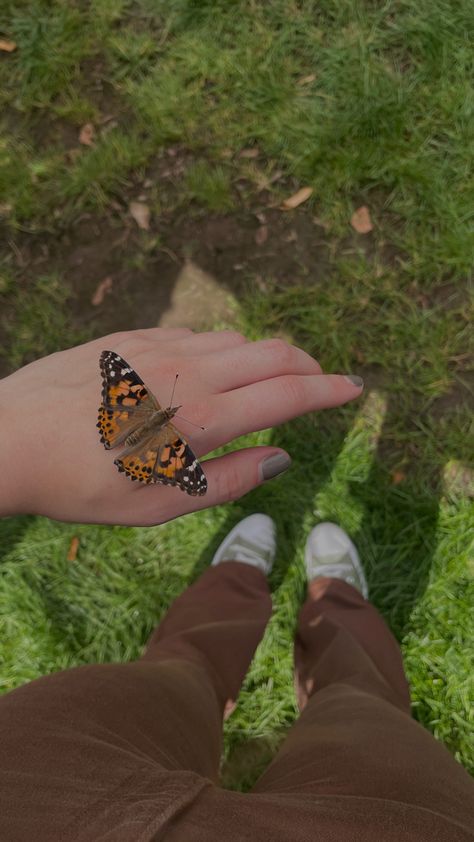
[184, 446, 291, 512]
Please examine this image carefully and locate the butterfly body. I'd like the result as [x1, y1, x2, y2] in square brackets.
[121, 406, 181, 448]
[97, 351, 207, 496]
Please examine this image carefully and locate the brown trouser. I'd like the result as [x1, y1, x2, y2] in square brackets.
[1, 562, 473, 841]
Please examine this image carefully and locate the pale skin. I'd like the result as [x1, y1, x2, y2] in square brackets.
[0, 327, 363, 526]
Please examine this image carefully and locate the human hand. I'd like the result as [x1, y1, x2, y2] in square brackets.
[0, 328, 363, 526]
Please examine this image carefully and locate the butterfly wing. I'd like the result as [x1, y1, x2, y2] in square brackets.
[97, 350, 157, 449]
[114, 435, 160, 483]
[115, 426, 207, 496]
[99, 351, 207, 496]
[153, 430, 207, 496]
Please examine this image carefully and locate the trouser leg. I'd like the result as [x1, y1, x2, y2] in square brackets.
[249, 577, 474, 840]
[0, 562, 271, 841]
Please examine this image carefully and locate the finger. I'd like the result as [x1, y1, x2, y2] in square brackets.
[197, 337, 322, 392]
[170, 329, 248, 356]
[158, 446, 292, 518]
[208, 374, 363, 444]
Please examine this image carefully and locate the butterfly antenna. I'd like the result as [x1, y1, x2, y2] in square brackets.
[175, 414, 205, 431]
[170, 373, 205, 429]
[168, 373, 179, 408]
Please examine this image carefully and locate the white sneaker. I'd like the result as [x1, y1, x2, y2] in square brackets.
[211, 514, 276, 576]
[304, 522, 368, 598]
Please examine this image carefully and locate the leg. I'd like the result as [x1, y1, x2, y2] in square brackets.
[160, 576, 474, 842]
[252, 572, 474, 838]
[0, 561, 271, 841]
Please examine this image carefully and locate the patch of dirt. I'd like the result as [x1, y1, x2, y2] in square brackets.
[430, 371, 474, 417]
[167, 208, 330, 287]
[2, 205, 331, 357]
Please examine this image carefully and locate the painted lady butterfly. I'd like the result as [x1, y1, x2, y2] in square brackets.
[97, 351, 207, 496]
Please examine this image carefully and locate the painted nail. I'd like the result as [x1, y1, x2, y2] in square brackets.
[260, 452, 292, 481]
[344, 374, 364, 388]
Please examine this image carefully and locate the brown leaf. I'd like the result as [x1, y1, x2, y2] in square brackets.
[350, 205, 373, 234]
[255, 225, 268, 245]
[91, 276, 113, 306]
[0, 39, 17, 52]
[79, 123, 95, 146]
[280, 186, 313, 210]
[239, 147, 259, 159]
[297, 73, 316, 85]
[129, 200, 150, 230]
[391, 470, 406, 486]
[67, 536, 79, 562]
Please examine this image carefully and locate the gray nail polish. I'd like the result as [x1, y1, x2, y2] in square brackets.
[261, 453, 292, 481]
[344, 374, 364, 388]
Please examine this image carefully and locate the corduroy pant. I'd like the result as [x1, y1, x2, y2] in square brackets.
[1, 561, 473, 841]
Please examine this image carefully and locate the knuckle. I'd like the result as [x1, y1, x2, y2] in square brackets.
[263, 337, 295, 367]
[184, 394, 213, 428]
[220, 330, 247, 346]
[214, 461, 244, 504]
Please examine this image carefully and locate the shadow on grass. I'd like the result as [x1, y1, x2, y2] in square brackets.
[354, 397, 442, 639]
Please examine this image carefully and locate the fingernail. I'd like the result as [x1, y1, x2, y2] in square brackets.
[260, 452, 292, 481]
[344, 374, 364, 388]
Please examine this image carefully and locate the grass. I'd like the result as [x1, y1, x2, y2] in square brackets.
[0, 0, 473, 784]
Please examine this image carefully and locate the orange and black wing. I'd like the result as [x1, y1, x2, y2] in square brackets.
[153, 433, 207, 496]
[115, 430, 207, 496]
[97, 350, 154, 449]
[114, 437, 160, 484]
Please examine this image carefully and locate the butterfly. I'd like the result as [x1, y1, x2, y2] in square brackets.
[97, 351, 207, 496]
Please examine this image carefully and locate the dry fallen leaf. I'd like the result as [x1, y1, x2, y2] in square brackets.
[129, 200, 150, 230]
[297, 73, 316, 85]
[79, 123, 95, 146]
[280, 186, 313, 210]
[391, 470, 406, 486]
[350, 205, 373, 234]
[255, 225, 268, 245]
[91, 276, 113, 306]
[0, 39, 17, 52]
[239, 147, 259, 159]
[67, 536, 79, 562]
